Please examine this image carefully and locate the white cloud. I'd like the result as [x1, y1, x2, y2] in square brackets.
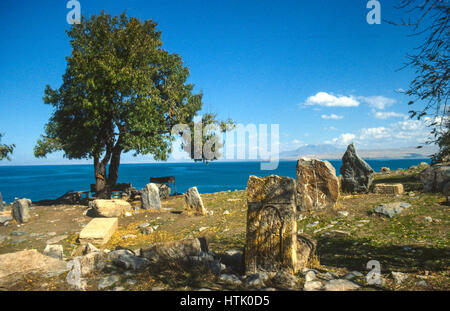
[373, 111, 408, 120]
[325, 133, 356, 145]
[359, 96, 396, 110]
[304, 92, 360, 107]
[321, 114, 344, 120]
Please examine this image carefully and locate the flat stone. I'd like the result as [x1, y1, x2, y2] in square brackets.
[89, 199, 132, 217]
[323, 279, 361, 291]
[44, 244, 64, 260]
[303, 281, 323, 291]
[79, 217, 118, 245]
[219, 274, 242, 286]
[46, 234, 67, 244]
[0, 249, 69, 288]
[374, 202, 411, 218]
[108, 249, 150, 271]
[98, 275, 119, 289]
[0, 215, 12, 225]
[374, 183, 404, 195]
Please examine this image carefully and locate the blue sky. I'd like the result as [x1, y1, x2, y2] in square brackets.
[0, 0, 434, 165]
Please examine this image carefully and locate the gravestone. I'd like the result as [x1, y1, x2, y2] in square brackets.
[12, 198, 31, 223]
[374, 183, 404, 195]
[89, 199, 132, 217]
[0, 192, 3, 212]
[340, 143, 374, 193]
[296, 158, 340, 212]
[185, 187, 207, 216]
[141, 183, 161, 210]
[245, 175, 298, 274]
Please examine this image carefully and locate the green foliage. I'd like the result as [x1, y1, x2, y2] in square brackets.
[181, 113, 235, 163]
[394, 0, 449, 162]
[0, 133, 15, 161]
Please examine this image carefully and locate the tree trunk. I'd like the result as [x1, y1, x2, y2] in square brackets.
[94, 156, 111, 199]
[93, 139, 123, 200]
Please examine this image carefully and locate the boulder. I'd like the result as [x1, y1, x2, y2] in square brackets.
[79, 217, 118, 245]
[323, 279, 361, 291]
[140, 238, 209, 264]
[43, 244, 64, 260]
[141, 183, 161, 210]
[0, 249, 70, 288]
[108, 249, 150, 271]
[419, 164, 450, 192]
[185, 187, 207, 216]
[0, 215, 12, 226]
[89, 199, 132, 217]
[12, 198, 32, 223]
[296, 157, 340, 212]
[340, 143, 374, 193]
[373, 183, 404, 195]
[380, 167, 390, 173]
[155, 183, 171, 199]
[373, 202, 411, 218]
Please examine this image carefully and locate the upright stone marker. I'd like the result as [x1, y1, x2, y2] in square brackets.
[296, 157, 340, 212]
[185, 187, 207, 216]
[0, 192, 3, 212]
[12, 198, 31, 223]
[340, 143, 374, 193]
[141, 183, 161, 210]
[245, 175, 298, 274]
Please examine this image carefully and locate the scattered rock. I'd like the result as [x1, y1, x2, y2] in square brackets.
[46, 234, 67, 245]
[140, 238, 208, 264]
[219, 274, 243, 286]
[98, 275, 119, 290]
[380, 167, 390, 173]
[272, 270, 298, 288]
[108, 249, 150, 271]
[155, 183, 171, 200]
[343, 271, 364, 280]
[305, 270, 316, 282]
[141, 183, 161, 210]
[10, 230, 27, 236]
[0, 249, 70, 288]
[391, 271, 408, 284]
[89, 199, 133, 217]
[122, 234, 137, 240]
[338, 211, 349, 217]
[323, 279, 361, 291]
[419, 164, 450, 192]
[296, 158, 340, 211]
[0, 215, 12, 226]
[245, 272, 268, 288]
[374, 183, 404, 195]
[185, 187, 207, 216]
[416, 280, 427, 287]
[340, 143, 374, 193]
[424, 216, 433, 223]
[374, 202, 411, 218]
[43, 244, 64, 260]
[303, 280, 323, 291]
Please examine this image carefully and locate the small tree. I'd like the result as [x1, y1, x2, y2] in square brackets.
[35, 12, 211, 198]
[391, 0, 449, 162]
[0, 133, 15, 161]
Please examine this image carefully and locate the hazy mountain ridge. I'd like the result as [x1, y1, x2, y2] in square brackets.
[280, 144, 438, 160]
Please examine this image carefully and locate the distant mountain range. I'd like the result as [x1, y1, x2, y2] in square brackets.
[280, 144, 438, 160]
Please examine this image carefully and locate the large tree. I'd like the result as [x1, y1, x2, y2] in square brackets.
[35, 12, 207, 198]
[392, 0, 449, 162]
[0, 133, 15, 161]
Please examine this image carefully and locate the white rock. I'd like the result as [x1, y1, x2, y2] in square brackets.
[391, 271, 408, 284]
[303, 281, 323, 291]
[324, 279, 361, 291]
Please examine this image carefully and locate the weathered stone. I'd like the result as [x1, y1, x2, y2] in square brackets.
[303, 280, 323, 291]
[374, 202, 411, 218]
[391, 271, 408, 284]
[296, 235, 316, 270]
[44, 244, 64, 260]
[89, 199, 132, 217]
[244, 272, 269, 288]
[373, 183, 404, 195]
[12, 198, 31, 223]
[419, 164, 450, 192]
[141, 183, 161, 210]
[323, 279, 361, 291]
[185, 187, 207, 216]
[98, 275, 119, 290]
[343, 271, 364, 280]
[66, 258, 86, 290]
[219, 274, 242, 286]
[0, 192, 3, 211]
[0, 215, 12, 226]
[340, 143, 374, 193]
[47, 234, 68, 245]
[271, 270, 299, 288]
[0, 249, 69, 287]
[245, 175, 298, 274]
[71, 242, 100, 257]
[155, 183, 171, 199]
[79, 217, 118, 245]
[219, 250, 243, 271]
[108, 249, 150, 271]
[77, 251, 107, 275]
[140, 238, 208, 264]
[296, 158, 340, 212]
[380, 167, 390, 173]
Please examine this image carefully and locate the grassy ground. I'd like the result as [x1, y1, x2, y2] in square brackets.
[0, 166, 449, 291]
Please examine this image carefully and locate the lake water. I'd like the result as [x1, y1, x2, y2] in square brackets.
[0, 159, 430, 203]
